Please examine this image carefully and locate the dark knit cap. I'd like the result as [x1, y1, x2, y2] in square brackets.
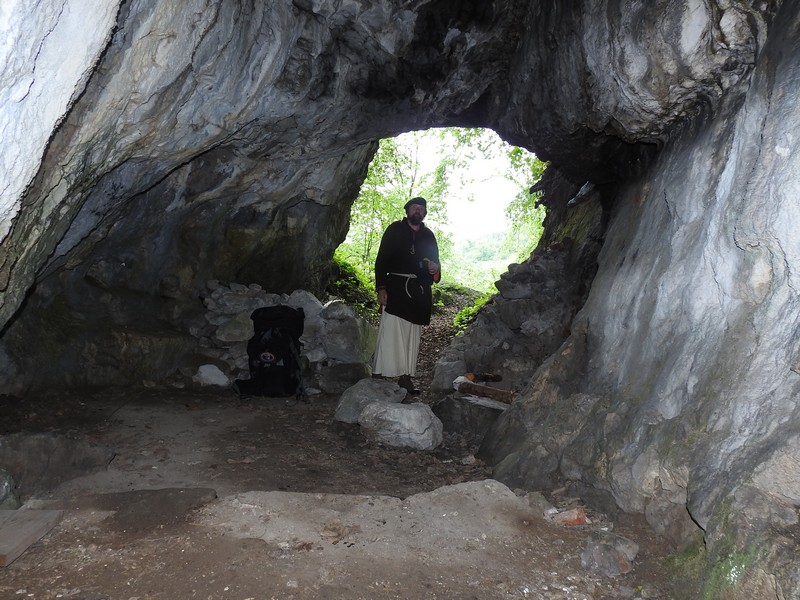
[404, 197, 427, 211]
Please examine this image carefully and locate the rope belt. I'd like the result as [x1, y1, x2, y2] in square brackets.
[389, 272, 419, 298]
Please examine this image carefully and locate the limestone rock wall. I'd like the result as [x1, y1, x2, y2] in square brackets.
[490, 0, 767, 182]
[0, 0, 121, 242]
[477, 1, 800, 594]
[0, 0, 522, 331]
[0, 0, 523, 391]
[431, 191, 603, 395]
[1, 0, 799, 595]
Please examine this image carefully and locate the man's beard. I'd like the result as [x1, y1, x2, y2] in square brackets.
[408, 214, 423, 226]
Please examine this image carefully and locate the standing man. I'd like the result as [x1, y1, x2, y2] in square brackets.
[373, 197, 441, 394]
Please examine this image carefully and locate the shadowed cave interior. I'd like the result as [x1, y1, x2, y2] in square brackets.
[1, 1, 800, 598]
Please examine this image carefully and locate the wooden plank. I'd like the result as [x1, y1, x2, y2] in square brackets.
[464, 372, 503, 383]
[0, 509, 63, 567]
[456, 380, 514, 404]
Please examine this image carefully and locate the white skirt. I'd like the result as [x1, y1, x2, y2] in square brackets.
[372, 311, 422, 377]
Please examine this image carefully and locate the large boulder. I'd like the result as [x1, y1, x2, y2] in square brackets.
[359, 402, 444, 451]
[334, 378, 407, 424]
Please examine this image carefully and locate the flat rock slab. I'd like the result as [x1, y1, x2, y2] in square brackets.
[0, 509, 63, 566]
[199, 479, 535, 564]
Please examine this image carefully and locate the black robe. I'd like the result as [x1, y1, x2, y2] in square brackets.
[374, 218, 440, 325]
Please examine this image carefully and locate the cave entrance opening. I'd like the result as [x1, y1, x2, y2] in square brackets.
[336, 127, 546, 296]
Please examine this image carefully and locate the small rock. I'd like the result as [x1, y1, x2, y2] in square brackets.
[192, 364, 230, 387]
[550, 507, 591, 526]
[580, 531, 639, 577]
[321, 299, 356, 319]
[525, 491, 554, 517]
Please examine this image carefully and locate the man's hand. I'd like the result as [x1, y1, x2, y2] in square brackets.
[426, 260, 439, 275]
[377, 289, 388, 306]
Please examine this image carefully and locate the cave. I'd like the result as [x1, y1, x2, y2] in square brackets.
[2, 0, 799, 597]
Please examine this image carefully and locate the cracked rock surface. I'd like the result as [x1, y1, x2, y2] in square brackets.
[2, 1, 799, 596]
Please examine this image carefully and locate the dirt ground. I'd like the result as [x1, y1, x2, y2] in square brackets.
[0, 388, 680, 600]
[0, 302, 681, 600]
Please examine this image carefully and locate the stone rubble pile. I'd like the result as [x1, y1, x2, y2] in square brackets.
[526, 491, 640, 579]
[189, 281, 376, 394]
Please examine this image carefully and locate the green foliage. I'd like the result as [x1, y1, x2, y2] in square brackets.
[432, 281, 479, 307]
[459, 233, 506, 262]
[436, 127, 548, 284]
[338, 134, 454, 281]
[703, 549, 759, 598]
[502, 148, 547, 260]
[453, 292, 492, 334]
[664, 529, 762, 600]
[664, 536, 708, 584]
[502, 190, 546, 259]
[448, 232, 513, 291]
[337, 138, 407, 274]
[337, 127, 547, 297]
[437, 127, 504, 166]
[326, 252, 380, 323]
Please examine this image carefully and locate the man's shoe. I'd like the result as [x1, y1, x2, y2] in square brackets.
[398, 374, 420, 395]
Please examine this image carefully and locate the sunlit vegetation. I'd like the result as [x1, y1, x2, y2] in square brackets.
[334, 127, 547, 325]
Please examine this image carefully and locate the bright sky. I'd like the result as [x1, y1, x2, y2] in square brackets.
[405, 129, 522, 246]
[442, 157, 519, 244]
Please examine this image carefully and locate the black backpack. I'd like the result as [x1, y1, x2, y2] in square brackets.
[234, 305, 305, 398]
